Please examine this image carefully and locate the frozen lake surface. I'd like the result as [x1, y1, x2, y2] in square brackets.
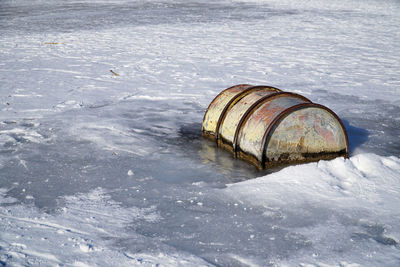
[1, 0, 400, 266]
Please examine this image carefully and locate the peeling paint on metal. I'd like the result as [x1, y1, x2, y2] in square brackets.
[218, 88, 278, 147]
[237, 95, 310, 163]
[202, 84, 251, 139]
[202, 84, 349, 170]
[265, 106, 348, 166]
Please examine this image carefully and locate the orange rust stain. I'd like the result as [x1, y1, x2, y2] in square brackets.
[314, 117, 335, 144]
[298, 114, 307, 121]
[253, 103, 285, 123]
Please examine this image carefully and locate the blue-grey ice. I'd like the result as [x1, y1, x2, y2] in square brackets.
[1, 0, 399, 266]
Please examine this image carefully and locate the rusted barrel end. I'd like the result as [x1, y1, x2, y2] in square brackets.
[202, 84, 252, 141]
[202, 84, 349, 170]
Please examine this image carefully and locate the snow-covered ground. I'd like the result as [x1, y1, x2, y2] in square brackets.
[1, 0, 399, 266]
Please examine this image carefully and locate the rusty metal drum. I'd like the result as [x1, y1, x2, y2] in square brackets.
[202, 84, 349, 170]
[202, 84, 251, 140]
[202, 85, 281, 141]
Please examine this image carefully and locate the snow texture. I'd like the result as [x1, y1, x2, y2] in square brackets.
[1, 0, 399, 266]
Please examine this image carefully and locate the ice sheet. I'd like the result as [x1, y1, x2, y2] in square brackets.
[1, 0, 399, 265]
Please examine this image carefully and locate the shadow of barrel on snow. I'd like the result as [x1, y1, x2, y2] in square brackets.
[342, 119, 369, 156]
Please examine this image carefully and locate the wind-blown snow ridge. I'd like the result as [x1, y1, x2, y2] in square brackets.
[225, 153, 400, 266]
[1, 154, 399, 266]
[226, 154, 400, 204]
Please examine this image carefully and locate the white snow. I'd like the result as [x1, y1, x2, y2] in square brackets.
[224, 154, 400, 266]
[1, 0, 399, 266]
[2, 154, 399, 266]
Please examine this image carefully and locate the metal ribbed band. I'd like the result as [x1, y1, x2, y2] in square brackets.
[215, 85, 281, 144]
[233, 92, 312, 157]
[260, 103, 349, 169]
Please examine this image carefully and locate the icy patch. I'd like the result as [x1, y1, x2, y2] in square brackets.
[60, 188, 161, 226]
[0, 188, 209, 266]
[0, 119, 50, 168]
[53, 100, 84, 110]
[224, 153, 400, 266]
[69, 121, 159, 157]
[0, 119, 44, 142]
[0, 188, 17, 205]
[123, 252, 209, 266]
[0, 128, 44, 144]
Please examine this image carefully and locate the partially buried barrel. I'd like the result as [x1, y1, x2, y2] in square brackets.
[202, 84, 349, 170]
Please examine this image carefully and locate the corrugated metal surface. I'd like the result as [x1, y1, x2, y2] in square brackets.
[236, 93, 311, 167]
[202, 84, 349, 170]
[263, 104, 348, 168]
[217, 86, 280, 151]
[202, 84, 251, 140]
